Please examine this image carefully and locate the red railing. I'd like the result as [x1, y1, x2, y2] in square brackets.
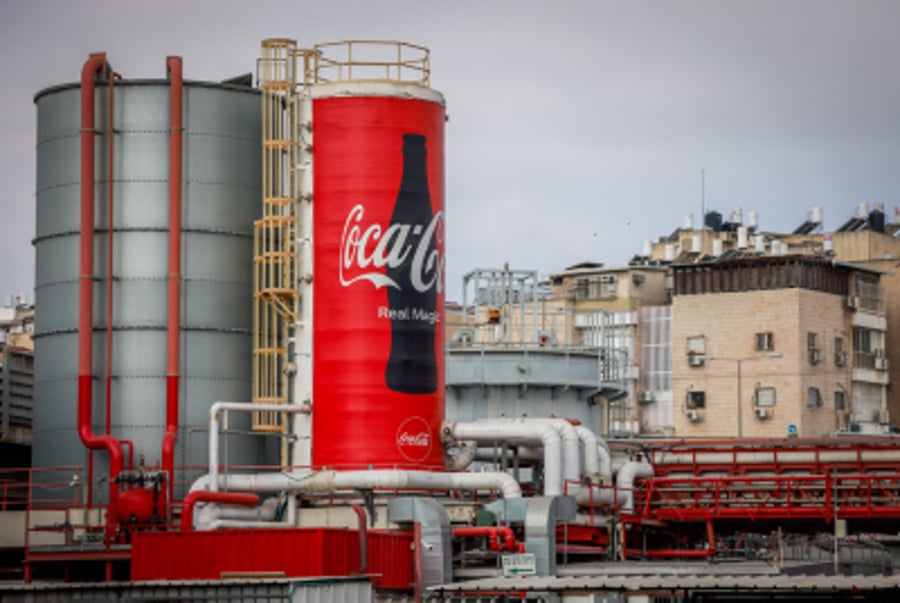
[639, 473, 900, 522]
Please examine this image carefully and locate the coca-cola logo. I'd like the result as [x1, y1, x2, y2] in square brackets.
[339, 204, 444, 293]
[396, 416, 433, 462]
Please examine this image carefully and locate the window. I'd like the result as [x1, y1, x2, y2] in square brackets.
[807, 387, 822, 408]
[756, 332, 774, 351]
[686, 391, 706, 410]
[599, 275, 617, 298]
[755, 387, 776, 407]
[807, 332, 818, 350]
[834, 391, 846, 411]
[834, 337, 847, 366]
[853, 328, 872, 353]
[574, 275, 618, 300]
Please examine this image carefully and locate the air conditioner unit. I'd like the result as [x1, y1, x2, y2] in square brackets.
[834, 351, 847, 367]
[808, 348, 822, 365]
[638, 391, 655, 403]
[686, 410, 702, 423]
[846, 295, 859, 309]
[875, 357, 888, 371]
[688, 354, 705, 367]
[452, 327, 476, 346]
[755, 407, 770, 420]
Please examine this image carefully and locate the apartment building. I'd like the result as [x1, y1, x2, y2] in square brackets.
[671, 255, 887, 437]
[0, 298, 34, 465]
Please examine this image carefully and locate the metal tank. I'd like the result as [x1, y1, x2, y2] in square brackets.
[309, 42, 446, 470]
[33, 60, 265, 501]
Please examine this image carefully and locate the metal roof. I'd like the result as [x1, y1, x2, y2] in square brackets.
[431, 572, 900, 594]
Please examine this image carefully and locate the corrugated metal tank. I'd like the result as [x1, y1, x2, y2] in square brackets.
[33, 77, 265, 499]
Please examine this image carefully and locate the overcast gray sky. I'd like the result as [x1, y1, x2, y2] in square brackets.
[2, 0, 899, 303]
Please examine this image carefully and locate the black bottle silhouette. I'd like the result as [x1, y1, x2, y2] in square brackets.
[384, 133, 438, 394]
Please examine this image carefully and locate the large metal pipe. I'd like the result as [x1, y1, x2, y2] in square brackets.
[479, 418, 580, 484]
[195, 495, 280, 531]
[78, 52, 124, 525]
[191, 468, 523, 499]
[162, 56, 183, 511]
[444, 420, 562, 496]
[181, 490, 259, 532]
[617, 461, 654, 513]
[573, 425, 608, 483]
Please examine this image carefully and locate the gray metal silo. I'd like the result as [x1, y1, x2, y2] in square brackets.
[33, 58, 265, 504]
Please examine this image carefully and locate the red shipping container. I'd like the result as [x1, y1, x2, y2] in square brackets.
[131, 528, 413, 590]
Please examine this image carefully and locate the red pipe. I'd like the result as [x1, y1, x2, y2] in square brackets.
[104, 69, 117, 436]
[180, 491, 258, 532]
[352, 504, 368, 573]
[79, 52, 124, 528]
[643, 548, 717, 559]
[453, 526, 521, 553]
[162, 56, 183, 513]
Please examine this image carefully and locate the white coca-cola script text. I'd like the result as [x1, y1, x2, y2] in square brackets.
[339, 204, 444, 293]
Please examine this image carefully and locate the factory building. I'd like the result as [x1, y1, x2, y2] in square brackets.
[1, 40, 900, 602]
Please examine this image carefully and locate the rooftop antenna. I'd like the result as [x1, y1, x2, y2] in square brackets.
[700, 168, 706, 228]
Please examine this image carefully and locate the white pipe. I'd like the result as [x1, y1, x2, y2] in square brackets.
[190, 469, 522, 500]
[617, 461, 654, 512]
[209, 519, 296, 530]
[474, 446, 542, 463]
[477, 418, 580, 484]
[595, 444, 612, 485]
[446, 440, 477, 469]
[208, 401, 310, 492]
[196, 496, 281, 531]
[572, 425, 606, 483]
[445, 420, 562, 496]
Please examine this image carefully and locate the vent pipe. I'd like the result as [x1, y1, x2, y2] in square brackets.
[162, 56, 183, 514]
[78, 52, 124, 529]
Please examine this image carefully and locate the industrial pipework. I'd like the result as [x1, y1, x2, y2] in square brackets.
[161, 55, 184, 516]
[78, 52, 124, 531]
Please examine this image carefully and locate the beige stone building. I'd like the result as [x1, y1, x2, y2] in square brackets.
[671, 255, 887, 438]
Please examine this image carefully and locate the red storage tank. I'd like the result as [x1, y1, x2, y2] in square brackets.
[312, 80, 446, 470]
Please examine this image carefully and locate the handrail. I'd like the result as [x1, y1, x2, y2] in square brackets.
[308, 40, 430, 86]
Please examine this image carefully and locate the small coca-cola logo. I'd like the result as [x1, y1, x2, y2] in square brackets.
[339, 204, 444, 293]
[396, 416, 433, 462]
